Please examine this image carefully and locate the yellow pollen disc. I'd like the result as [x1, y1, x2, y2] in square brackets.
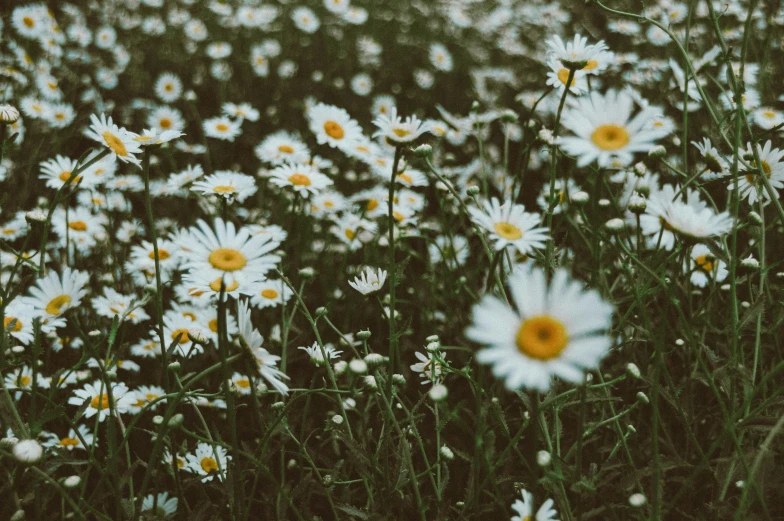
[356, 145, 369, 153]
[46, 295, 71, 315]
[591, 124, 630, 151]
[159, 118, 172, 129]
[278, 145, 294, 153]
[209, 319, 218, 333]
[288, 173, 312, 186]
[213, 185, 236, 194]
[148, 249, 170, 260]
[393, 211, 405, 222]
[134, 398, 146, 407]
[493, 222, 523, 240]
[176, 458, 185, 468]
[209, 277, 239, 292]
[261, 289, 279, 299]
[367, 199, 379, 211]
[397, 173, 413, 184]
[746, 161, 772, 183]
[236, 379, 251, 388]
[324, 120, 345, 139]
[216, 123, 229, 132]
[582, 60, 599, 71]
[182, 312, 196, 321]
[763, 111, 775, 119]
[18, 375, 32, 386]
[90, 393, 110, 410]
[516, 315, 569, 360]
[345, 229, 355, 240]
[59, 171, 82, 182]
[4, 316, 22, 332]
[69, 221, 88, 231]
[146, 393, 159, 401]
[201, 457, 219, 473]
[59, 437, 80, 447]
[557, 68, 575, 86]
[393, 128, 411, 138]
[208, 248, 247, 271]
[102, 131, 128, 157]
[694, 255, 714, 272]
[171, 328, 190, 344]
[24, 16, 35, 27]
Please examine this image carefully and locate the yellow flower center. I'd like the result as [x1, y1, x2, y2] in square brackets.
[18, 375, 32, 387]
[591, 124, 630, 151]
[209, 319, 219, 332]
[516, 315, 569, 360]
[278, 145, 294, 153]
[695, 255, 714, 272]
[493, 222, 523, 240]
[164, 84, 173, 92]
[148, 249, 171, 260]
[46, 295, 72, 315]
[213, 185, 236, 194]
[200, 457, 219, 473]
[393, 128, 411, 138]
[557, 68, 576, 86]
[4, 316, 22, 332]
[90, 393, 110, 410]
[159, 118, 172, 129]
[397, 173, 413, 184]
[102, 131, 128, 157]
[261, 289, 279, 299]
[171, 328, 190, 344]
[209, 248, 247, 271]
[209, 277, 240, 292]
[289, 173, 311, 186]
[745, 161, 772, 184]
[367, 199, 379, 211]
[69, 221, 88, 231]
[345, 229, 355, 240]
[59, 437, 80, 447]
[216, 123, 229, 132]
[23, 17, 35, 27]
[324, 121, 345, 139]
[236, 379, 251, 388]
[393, 211, 406, 222]
[58, 170, 82, 182]
[762, 111, 776, 119]
[582, 60, 599, 71]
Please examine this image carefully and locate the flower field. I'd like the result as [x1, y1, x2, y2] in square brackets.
[1, 0, 784, 519]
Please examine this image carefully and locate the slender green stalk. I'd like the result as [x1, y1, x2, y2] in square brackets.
[387, 146, 403, 383]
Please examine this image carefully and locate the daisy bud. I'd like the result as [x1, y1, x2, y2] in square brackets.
[287, 458, 297, 470]
[167, 361, 181, 373]
[11, 346, 24, 355]
[428, 384, 448, 402]
[741, 301, 750, 309]
[633, 162, 647, 177]
[648, 145, 667, 158]
[105, 370, 117, 381]
[392, 374, 406, 386]
[626, 363, 641, 379]
[152, 415, 164, 425]
[636, 392, 650, 405]
[1, 437, 19, 449]
[298, 267, 316, 279]
[748, 211, 762, 225]
[357, 330, 371, 340]
[63, 475, 81, 489]
[628, 193, 647, 213]
[627, 424, 637, 434]
[538, 128, 555, 145]
[571, 191, 590, 204]
[168, 413, 185, 428]
[99, 273, 114, 284]
[0, 104, 20, 124]
[184, 90, 197, 101]
[88, 330, 101, 338]
[741, 255, 759, 269]
[322, 474, 333, 487]
[144, 283, 157, 294]
[456, 501, 465, 508]
[536, 450, 552, 467]
[426, 334, 439, 343]
[333, 360, 348, 377]
[605, 218, 625, 232]
[331, 414, 344, 425]
[363, 375, 378, 391]
[25, 210, 47, 225]
[11, 510, 25, 521]
[315, 306, 328, 317]
[721, 283, 731, 291]
[364, 353, 384, 368]
[598, 198, 611, 207]
[466, 185, 481, 197]
[350, 359, 368, 375]
[413, 144, 433, 158]
[471, 101, 481, 112]
[629, 493, 647, 507]
[735, 480, 745, 489]
[271, 401, 285, 410]
[425, 341, 441, 353]
[188, 329, 207, 344]
[13, 439, 44, 464]
[440, 445, 455, 460]
[674, 338, 685, 346]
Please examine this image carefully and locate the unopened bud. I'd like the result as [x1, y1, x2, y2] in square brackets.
[428, 383, 448, 402]
[536, 450, 552, 467]
[628, 193, 647, 213]
[748, 211, 762, 225]
[168, 413, 185, 428]
[571, 191, 589, 204]
[413, 144, 432, 158]
[605, 218, 625, 232]
[648, 145, 667, 158]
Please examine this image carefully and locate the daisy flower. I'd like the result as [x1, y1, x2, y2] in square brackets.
[4, 366, 50, 399]
[429, 234, 470, 268]
[222, 102, 259, 122]
[155, 72, 182, 103]
[229, 372, 259, 395]
[182, 268, 264, 302]
[3, 299, 38, 345]
[309, 191, 348, 217]
[644, 185, 733, 244]
[547, 34, 608, 70]
[42, 425, 94, 452]
[687, 244, 728, 288]
[250, 279, 293, 309]
[429, 43, 454, 72]
[560, 90, 662, 168]
[299, 342, 343, 367]
[372, 95, 396, 117]
[410, 351, 446, 385]
[692, 138, 729, 179]
[753, 107, 784, 130]
[468, 198, 550, 256]
[348, 267, 388, 295]
[466, 265, 614, 392]
[39, 155, 83, 189]
[734, 140, 784, 205]
[142, 492, 178, 517]
[372, 107, 431, 145]
[52, 207, 107, 251]
[510, 488, 559, 521]
[186, 443, 230, 482]
[147, 106, 185, 133]
[536, 178, 582, 215]
[161, 313, 205, 357]
[291, 7, 320, 33]
[91, 287, 150, 324]
[128, 385, 166, 413]
[545, 58, 589, 96]
[203, 116, 242, 142]
[237, 300, 289, 394]
[167, 164, 205, 191]
[330, 214, 378, 251]
[393, 167, 429, 187]
[307, 102, 363, 150]
[85, 113, 142, 166]
[255, 131, 311, 165]
[68, 381, 134, 421]
[268, 163, 333, 197]
[135, 128, 184, 147]
[191, 171, 258, 202]
[25, 267, 89, 318]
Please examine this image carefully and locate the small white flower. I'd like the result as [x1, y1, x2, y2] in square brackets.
[13, 439, 44, 464]
[348, 267, 388, 295]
